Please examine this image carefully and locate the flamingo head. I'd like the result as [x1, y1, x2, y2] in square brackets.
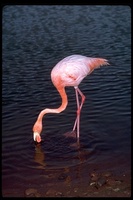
[33, 121, 42, 143]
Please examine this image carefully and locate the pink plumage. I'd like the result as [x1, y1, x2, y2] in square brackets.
[51, 55, 109, 88]
[33, 54, 109, 143]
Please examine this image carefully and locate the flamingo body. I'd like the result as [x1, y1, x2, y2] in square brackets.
[51, 55, 91, 88]
[33, 55, 109, 143]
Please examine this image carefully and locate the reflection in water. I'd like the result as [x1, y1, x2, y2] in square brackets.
[64, 130, 80, 144]
[34, 143, 46, 169]
[34, 134, 88, 185]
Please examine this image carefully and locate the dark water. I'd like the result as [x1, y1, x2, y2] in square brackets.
[2, 5, 131, 195]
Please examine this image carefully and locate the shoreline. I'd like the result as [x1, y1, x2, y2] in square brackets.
[2, 164, 131, 197]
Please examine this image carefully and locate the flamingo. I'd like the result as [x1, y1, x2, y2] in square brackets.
[33, 55, 109, 143]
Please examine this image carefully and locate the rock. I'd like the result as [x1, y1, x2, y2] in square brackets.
[90, 172, 99, 181]
[46, 189, 63, 197]
[96, 177, 106, 187]
[90, 182, 96, 186]
[112, 188, 120, 192]
[56, 191, 63, 196]
[102, 172, 112, 177]
[35, 192, 41, 197]
[25, 188, 39, 197]
[46, 189, 57, 197]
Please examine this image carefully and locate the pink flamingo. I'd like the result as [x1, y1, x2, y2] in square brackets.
[33, 55, 109, 143]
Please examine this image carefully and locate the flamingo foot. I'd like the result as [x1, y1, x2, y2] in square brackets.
[64, 131, 77, 138]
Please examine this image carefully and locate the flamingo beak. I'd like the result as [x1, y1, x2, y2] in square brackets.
[33, 132, 41, 143]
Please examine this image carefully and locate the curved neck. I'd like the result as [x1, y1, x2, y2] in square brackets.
[37, 87, 68, 122]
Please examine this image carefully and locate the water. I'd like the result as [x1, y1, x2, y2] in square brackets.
[2, 5, 131, 195]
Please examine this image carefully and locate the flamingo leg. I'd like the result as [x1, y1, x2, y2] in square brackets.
[73, 88, 80, 135]
[73, 87, 86, 138]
